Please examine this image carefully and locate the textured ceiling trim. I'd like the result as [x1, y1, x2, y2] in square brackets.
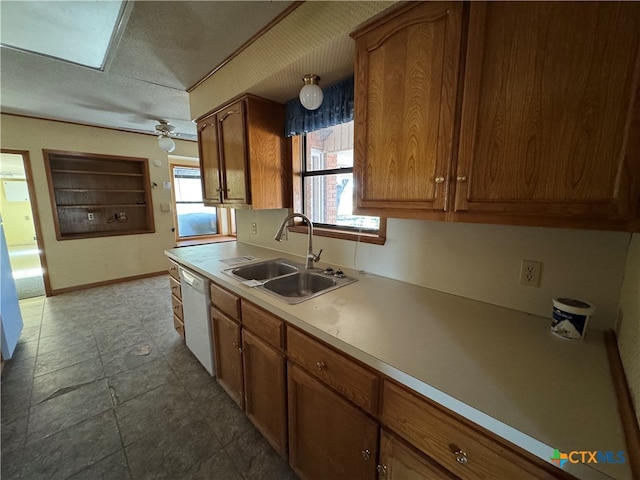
[101, 0, 135, 72]
[186, 1, 304, 93]
[188, 1, 395, 121]
[0, 113, 197, 142]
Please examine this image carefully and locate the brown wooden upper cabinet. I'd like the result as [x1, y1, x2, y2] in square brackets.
[352, 1, 640, 231]
[196, 94, 291, 209]
[352, 1, 462, 220]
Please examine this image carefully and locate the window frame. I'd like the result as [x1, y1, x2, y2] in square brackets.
[169, 161, 236, 244]
[290, 136, 386, 245]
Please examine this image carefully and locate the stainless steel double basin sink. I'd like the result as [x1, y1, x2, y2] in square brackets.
[223, 258, 356, 304]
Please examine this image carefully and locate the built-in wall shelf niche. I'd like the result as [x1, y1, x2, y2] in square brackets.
[43, 150, 155, 240]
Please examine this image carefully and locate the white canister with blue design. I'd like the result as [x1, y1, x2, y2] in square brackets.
[551, 298, 595, 340]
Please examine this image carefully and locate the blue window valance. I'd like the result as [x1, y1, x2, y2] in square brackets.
[284, 76, 354, 137]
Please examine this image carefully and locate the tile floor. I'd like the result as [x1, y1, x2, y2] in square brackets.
[1, 276, 298, 480]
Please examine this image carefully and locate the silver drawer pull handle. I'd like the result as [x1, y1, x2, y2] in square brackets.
[377, 464, 387, 476]
[219, 110, 240, 122]
[316, 361, 326, 371]
[361, 449, 371, 461]
[454, 450, 468, 465]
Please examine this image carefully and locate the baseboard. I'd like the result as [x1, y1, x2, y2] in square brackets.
[604, 330, 640, 479]
[50, 271, 167, 295]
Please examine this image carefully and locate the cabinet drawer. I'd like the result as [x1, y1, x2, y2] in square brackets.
[241, 301, 284, 351]
[210, 282, 240, 321]
[287, 328, 379, 415]
[168, 260, 180, 280]
[173, 315, 184, 338]
[175, 324, 184, 339]
[382, 381, 569, 480]
[171, 295, 183, 321]
[169, 277, 181, 300]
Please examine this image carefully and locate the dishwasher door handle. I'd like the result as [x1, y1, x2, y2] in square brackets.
[180, 268, 200, 288]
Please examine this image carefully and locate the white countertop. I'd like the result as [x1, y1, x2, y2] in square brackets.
[166, 242, 629, 480]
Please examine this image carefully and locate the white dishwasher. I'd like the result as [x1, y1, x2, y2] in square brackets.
[179, 266, 215, 376]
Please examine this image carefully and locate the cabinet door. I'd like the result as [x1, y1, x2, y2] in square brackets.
[242, 329, 287, 457]
[378, 430, 456, 480]
[288, 364, 378, 480]
[353, 2, 462, 216]
[197, 116, 223, 204]
[211, 308, 244, 407]
[456, 2, 640, 222]
[218, 99, 250, 204]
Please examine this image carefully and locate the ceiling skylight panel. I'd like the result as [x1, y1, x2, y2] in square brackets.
[0, 1, 125, 69]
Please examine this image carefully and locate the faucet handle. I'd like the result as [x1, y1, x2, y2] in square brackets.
[311, 249, 323, 263]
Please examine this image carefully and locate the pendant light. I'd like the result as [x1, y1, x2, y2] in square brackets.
[299, 74, 323, 110]
[155, 120, 176, 153]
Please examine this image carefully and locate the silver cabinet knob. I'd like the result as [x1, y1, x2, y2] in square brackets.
[361, 449, 371, 461]
[435, 176, 445, 184]
[232, 342, 243, 353]
[377, 464, 387, 476]
[456, 174, 468, 183]
[454, 450, 468, 465]
[316, 361, 326, 371]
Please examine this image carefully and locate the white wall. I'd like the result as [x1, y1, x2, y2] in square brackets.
[0, 179, 36, 246]
[0, 114, 199, 291]
[236, 208, 630, 331]
[617, 233, 640, 424]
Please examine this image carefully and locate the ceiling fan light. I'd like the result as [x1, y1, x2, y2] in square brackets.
[158, 135, 176, 153]
[299, 74, 323, 110]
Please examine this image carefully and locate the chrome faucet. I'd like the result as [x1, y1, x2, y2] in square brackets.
[274, 213, 322, 269]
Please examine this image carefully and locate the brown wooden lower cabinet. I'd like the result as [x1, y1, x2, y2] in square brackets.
[378, 429, 458, 480]
[199, 283, 576, 480]
[242, 328, 287, 457]
[211, 307, 244, 407]
[381, 380, 575, 480]
[288, 364, 378, 480]
[168, 268, 184, 339]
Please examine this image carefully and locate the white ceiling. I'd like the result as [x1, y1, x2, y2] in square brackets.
[0, 1, 295, 140]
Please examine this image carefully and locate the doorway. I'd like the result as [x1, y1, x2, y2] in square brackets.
[0, 150, 51, 298]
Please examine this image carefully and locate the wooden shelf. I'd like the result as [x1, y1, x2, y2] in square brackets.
[54, 188, 145, 193]
[53, 229, 157, 240]
[51, 169, 144, 177]
[44, 150, 155, 240]
[57, 204, 147, 209]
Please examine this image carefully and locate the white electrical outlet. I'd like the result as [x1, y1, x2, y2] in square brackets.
[251, 223, 257, 235]
[87, 213, 95, 221]
[519, 260, 542, 287]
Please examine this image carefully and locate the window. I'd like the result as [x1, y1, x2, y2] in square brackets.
[170, 164, 236, 242]
[293, 121, 385, 244]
